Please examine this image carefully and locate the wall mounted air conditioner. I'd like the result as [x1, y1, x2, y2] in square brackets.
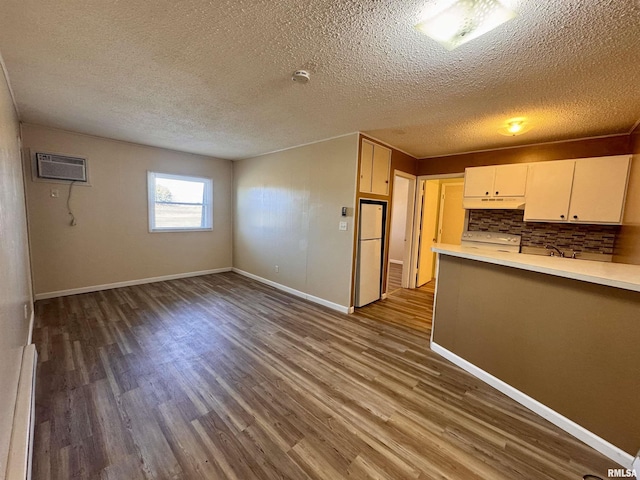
[35, 152, 88, 182]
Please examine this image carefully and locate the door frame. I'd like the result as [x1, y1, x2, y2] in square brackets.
[408, 173, 464, 289]
[385, 170, 417, 292]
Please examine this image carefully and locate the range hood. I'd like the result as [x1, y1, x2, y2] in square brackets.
[463, 197, 525, 210]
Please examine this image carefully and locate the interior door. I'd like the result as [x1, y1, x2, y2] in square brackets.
[437, 183, 465, 245]
[401, 175, 416, 288]
[416, 181, 440, 286]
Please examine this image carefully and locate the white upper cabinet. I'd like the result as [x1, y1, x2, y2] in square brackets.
[360, 140, 374, 193]
[464, 164, 528, 198]
[360, 140, 391, 195]
[568, 156, 631, 224]
[524, 156, 631, 224]
[371, 143, 391, 195]
[524, 160, 575, 222]
[464, 166, 495, 197]
[493, 164, 528, 197]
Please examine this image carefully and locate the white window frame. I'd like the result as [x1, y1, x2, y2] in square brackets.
[147, 171, 213, 232]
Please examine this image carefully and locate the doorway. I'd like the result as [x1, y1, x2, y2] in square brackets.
[410, 176, 465, 288]
[386, 171, 416, 295]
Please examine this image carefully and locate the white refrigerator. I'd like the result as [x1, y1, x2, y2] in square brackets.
[356, 203, 384, 307]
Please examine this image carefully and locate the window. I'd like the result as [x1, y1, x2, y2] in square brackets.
[147, 172, 213, 232]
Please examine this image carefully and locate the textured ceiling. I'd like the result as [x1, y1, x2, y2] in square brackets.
[0, 0, 639, 160]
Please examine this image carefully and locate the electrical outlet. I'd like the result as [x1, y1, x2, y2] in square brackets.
[275, 265, 279, 273]
[50, 188, 59, 198]
[339, 221, 348, 231]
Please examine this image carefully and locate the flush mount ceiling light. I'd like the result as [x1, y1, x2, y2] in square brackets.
[415, 0, 516, 51]
[498, 118, 532, 136]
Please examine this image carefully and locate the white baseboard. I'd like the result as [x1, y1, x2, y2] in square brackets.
[389, 259, 403, 265]
[430, 342, 634, 469]
[34, 268, 233, 300]
[5, 344, 37, 480]
[231, 268, 350, 314]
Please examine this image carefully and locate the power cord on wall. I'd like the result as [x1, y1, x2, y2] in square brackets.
[67, 181, 77, 226]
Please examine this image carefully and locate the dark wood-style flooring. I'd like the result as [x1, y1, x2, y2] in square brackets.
[386, 263, 403, 294]
[32, 272, 612, 479]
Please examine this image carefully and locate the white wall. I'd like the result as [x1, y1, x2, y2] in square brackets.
[233, 134, 358, 309]
[21, 124, 233, 296]
[0, 63, 33, 476]
[389, 176, 409, 262]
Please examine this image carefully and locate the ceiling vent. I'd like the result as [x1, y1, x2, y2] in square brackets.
[35, 152, 88, 182]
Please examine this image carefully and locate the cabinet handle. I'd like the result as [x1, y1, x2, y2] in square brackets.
[573, 215, 578, 219]
[495, 191, 499, 195]
[560, 215, 565, 219]
[485, 191, 489, 195]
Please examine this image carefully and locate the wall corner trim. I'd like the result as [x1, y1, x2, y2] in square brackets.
[26, 310, 34, 346]
[231, 268, 351, 314]
[430, 341, 634, 469]
[34, 268, 233, 300]
[5, 344, 37, 480]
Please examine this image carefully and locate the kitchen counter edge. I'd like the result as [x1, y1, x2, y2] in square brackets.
[432, 244, 640, 293]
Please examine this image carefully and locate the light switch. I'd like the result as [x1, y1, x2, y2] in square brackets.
[339, 221, 348, 231]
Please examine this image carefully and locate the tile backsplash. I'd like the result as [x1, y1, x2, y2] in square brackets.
[467, 209, 619, 255]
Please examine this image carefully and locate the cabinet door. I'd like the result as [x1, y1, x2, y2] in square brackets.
[463, 166, 495, 197]
[371, 144, 391, 195]
[359, 140, 374, 193]
[494, 164, 528, 197]
[524, 160, 575, 222]
[568, 156, 630, 224]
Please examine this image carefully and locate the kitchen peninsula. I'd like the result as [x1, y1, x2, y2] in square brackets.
[430, 244, 640, 467]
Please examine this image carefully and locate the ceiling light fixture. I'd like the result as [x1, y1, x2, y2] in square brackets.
[415, 0, 516, 51]
[498, 118, 532, 136]
[507, 121, 523, 134]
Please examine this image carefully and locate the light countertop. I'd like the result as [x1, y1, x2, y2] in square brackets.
[432, 244, 640, 293]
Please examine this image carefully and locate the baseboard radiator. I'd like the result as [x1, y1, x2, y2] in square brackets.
[5, 345, 37, 480]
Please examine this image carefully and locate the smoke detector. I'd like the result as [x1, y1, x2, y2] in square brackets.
[292, 70, 310, 84]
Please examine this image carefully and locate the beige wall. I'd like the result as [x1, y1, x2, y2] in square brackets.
[389, 175, 409, 262]
[433, 254, 640, 456]
[0, 65, 33, 475]
[22, 124, 232, 296]
[233, 134, 358, 309]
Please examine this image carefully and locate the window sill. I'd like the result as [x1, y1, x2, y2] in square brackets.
[149, 228, 213, 233]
